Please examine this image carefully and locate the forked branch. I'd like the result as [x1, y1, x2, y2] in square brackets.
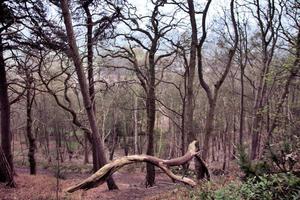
[66, 140, 209, 193]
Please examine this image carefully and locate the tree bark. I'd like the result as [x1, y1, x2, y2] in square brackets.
[250, 0, 281, 160]
[0, 146, 15, 187]
[197, 0, 238, 161]
[186, 0, 197, 144]
[202, 97, 217, 160]
[60, 0, 118, 190]
[239, 66, 245, 146]
[134, 96, 138, 154]
[83, 2, 96, 113]
[145, 82, 156, 187]
[0, 34, 13, 172]
[26, 71, 36, 175]
[144, 41, 157, 186]
[66, 141, 209, 193]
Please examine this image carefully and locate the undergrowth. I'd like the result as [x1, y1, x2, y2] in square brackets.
[187, 173, 300, 200]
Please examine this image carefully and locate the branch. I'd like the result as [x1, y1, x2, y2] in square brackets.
[65, 140, 208, 192]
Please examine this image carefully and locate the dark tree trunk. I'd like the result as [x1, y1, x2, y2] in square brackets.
[202, 98, 217, 161]
[60, 0, 118, 190]
[0, 35, 13, 172]
[26, 76, 36, 175]
[144, 47, 157, 186]
[187, 0, 207, 180]
[239, 66, 245, 146]
[186, 0, 197, 144]
[145, 84, 156, 187]
[250, 0, 280, 160]
[181, 106, 185, 156]
[0, 146, 15, 187]
[83, 2, 96, 113]
[251, 104, 263, 159]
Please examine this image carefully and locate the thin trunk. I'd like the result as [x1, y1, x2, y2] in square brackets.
[60, 0, 118, 190]
[84, 133, 89, 164]
[134, 96, 138, 154]
[222, 115, 229, 171]
[211, 137, 215, 162]
[239, 66, 245, 146]
[83, 3, 95, 113]
[186, 0, 197, 143]
[109, 110, 117, 160]
[26, 77, 36, 175]
[187, 0, 206, 180]
[250, 0, 280, 160]
[181, 105, 185, 156]
[197, 0, 237, 161]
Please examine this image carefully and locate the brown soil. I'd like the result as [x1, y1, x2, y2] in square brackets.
[0, 168, 177, 200]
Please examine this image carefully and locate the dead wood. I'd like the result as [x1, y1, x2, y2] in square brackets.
[66, 140, 208, 193]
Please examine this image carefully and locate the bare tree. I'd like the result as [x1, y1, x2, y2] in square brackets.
[102, 0, 178, 186]
[0, 1, 16, 180]
[59, 0, 118, 190]
[249, 0, 283, 159]
[188, 0, 238, 161]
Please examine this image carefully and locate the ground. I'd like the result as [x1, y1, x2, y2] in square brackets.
[0, 167, 180, 200]
[1, 141, 238, 200]
[0, 162, 240, 200]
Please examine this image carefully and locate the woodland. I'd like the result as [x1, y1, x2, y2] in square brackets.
[0, 0, 299, 199]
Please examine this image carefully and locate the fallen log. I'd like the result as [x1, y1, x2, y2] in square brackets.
[66, 140, 208, 193]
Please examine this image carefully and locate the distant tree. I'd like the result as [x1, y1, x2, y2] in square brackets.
[249, 0, 284, 160]
[102, 0, 177, 186]
[186, 0, 238, 161]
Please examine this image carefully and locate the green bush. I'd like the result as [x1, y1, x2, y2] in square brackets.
[190, 173, 300, 200]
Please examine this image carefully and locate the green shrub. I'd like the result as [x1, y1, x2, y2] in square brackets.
[189, 173, 300, 200]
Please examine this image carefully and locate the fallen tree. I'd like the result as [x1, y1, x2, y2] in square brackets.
[66, 140, 209, 193]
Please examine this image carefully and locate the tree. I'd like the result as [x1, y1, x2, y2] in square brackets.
[0, 146, 15, 187]
[188, 0, 238, 161]
[59, 0, 118, 190]
[265, 0, 300, 143]
[102, 0, 178, 186]
[249, 0, 283, 160]
[0, 0, 16, 182]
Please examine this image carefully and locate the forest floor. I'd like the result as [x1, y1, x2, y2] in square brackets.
[0, 162, 238, 200]
[0, 166, 179, 200]
[1, 141, 239, 200]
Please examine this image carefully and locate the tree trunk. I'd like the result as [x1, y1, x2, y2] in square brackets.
[109, 110, 117, 160]
[84, 133, 89, 164]
[239, 66, 245, 146]
[60, 0, 118, 190]
[134, 96, 138, 154]
[181, 105, 186, 156]
[144, 45, 157, 187]
[0, 35, 13, 172]
[202, 98, 217, 161]
[83, 2, 96, 113]
[0, 146, 15, 187]
[145, 85, 156, 187]
[26, 76, 36, 175]
[187, 0, 206, 180]
[186, 0, 197, 144]
[251, 104, 263, 160]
